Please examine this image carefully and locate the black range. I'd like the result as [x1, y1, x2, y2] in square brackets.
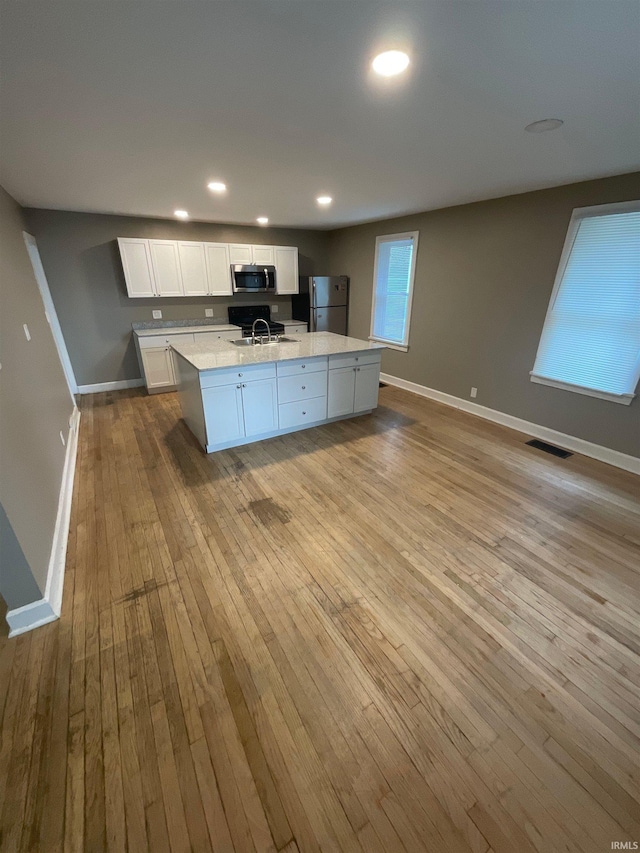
[228, 305, 285, 338]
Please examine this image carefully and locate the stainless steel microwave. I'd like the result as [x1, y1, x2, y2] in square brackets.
[231, 264, 277, 293]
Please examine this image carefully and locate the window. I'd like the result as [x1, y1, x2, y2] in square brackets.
[370, 231, 419, 350]
[531, 201, 640, 405]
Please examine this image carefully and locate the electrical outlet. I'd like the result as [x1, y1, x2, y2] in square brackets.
[270, 304, 279, 313]
[205, 308, 214, 318]
[23, 324, 31, 341]
[152, 309, 162, 319]
[470, 387, 478, 398]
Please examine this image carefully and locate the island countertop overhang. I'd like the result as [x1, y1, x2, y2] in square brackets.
[171, 331, 385, 372]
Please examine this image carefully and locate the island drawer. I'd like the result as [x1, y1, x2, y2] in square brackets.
[278, 395, 327, 429]
[139, 332, 195, 349]
[200, 363, 276, 389]
[277, 371, 327, 404]
[276, 356, 328, 377]
[329, 351, 381, 370]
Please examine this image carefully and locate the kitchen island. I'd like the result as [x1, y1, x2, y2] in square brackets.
[172, 332, 384, 453]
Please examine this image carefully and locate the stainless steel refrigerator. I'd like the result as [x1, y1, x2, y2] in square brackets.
[291, 276, 349, 334]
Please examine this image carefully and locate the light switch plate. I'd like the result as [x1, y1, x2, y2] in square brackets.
[23, 324, 31, 341]
[270, 304, 279, 313]
[205, 308, 214, 317]
[470, 387, 478, 398]
[152, 309, 162, 319]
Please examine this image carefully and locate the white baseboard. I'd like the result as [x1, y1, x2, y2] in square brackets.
[6, 406, 81, 638]
[6, 599, 58, 638]
[78, 378, 144, 394]
[380, 373, 640, 476]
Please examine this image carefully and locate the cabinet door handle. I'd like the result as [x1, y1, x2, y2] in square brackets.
[302, 411, 306, 415]
[236, 384, 241, 389]
[301, 364, 306, 368]
[302, 385, 306, 390]
[238, 373, 243, 377]
[242, 384, 246, 388]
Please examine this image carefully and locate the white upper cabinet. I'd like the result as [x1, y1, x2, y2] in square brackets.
[118, 238, 156, 297]
[149, 240, 184, 297]
[251, 245, 275, 266]
[178, 242, 209, 297]
[119, 238, 297, 298]
[204, 243, 232, 296]
[229, 244, 253, 265]
[274, 246, 299, 294]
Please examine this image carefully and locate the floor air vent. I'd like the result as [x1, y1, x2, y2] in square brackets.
[526, 439, 573, 459]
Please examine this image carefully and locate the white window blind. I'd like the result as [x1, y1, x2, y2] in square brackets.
[370, 232, 419, 349]
[531, 202, 640, 405]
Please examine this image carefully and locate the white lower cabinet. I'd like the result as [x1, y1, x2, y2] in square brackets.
[283, 323, 308, 335]
[196, 330, 237, 343]
[328, 366, 356, 418]
[328, 353, 381, 417]
[140, 347, 176, 390]
[354, 363, 380, 412]
[202, 368, 278, 447]
[242, 379, 278, 436]
[202, 384, 245, 444]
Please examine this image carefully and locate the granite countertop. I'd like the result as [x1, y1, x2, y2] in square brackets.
[134, 323, 241, 337]
[172, 332, 384, 371]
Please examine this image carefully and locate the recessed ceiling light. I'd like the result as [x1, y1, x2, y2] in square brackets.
[317, 196, 333, 206]
[372, 50, 410, 77]
[174, 209, 189, 219]
[525, 118, 564, 133]
[257, 216, 269, 225]
[207, 181, 227, 192]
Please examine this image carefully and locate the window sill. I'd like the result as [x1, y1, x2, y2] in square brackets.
[530, 373, 635, 406]
[369, 337, 408, 353]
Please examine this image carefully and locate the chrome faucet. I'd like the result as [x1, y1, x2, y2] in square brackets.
[251, 317, 271, 344]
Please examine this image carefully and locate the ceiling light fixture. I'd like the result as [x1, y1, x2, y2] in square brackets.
[372, 50, 410, 77]
[525, 118, 564, 133]
[174, 209, 189, 219]
[317, 195, 333, 206]
[207, 181, 227, 192]
[257, 216, 269, 225]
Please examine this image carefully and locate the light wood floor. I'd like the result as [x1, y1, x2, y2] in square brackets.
[1, 386, 639, 853]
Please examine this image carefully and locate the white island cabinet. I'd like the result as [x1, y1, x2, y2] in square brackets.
[172, 332, 384, 453]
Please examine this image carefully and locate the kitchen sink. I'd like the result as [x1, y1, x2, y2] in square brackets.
[231, 336, 299, 347]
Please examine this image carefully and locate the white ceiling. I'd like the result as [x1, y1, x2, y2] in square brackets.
[1, 1, 639, 229]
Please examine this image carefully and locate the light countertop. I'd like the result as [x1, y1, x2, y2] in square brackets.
[172, 332, 384, 371]
[134, 323, 241, 337]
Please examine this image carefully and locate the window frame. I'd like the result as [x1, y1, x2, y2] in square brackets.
[369, 231, 419, 352]
[530, 199, 640, 405]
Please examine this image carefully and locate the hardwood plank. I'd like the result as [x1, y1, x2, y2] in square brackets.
[0, 385, 638, 853]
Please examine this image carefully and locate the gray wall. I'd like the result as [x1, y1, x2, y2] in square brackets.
[0, 185, 75, 609]
[23, 209, 331, 387]
[327, 172, 640, 458]
[0, 503, 42, 609]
